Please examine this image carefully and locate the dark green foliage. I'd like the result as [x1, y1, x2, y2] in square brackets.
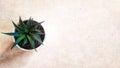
[2, 17, 44, 51]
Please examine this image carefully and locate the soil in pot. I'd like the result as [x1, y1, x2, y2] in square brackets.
[14, 20, 45, 50]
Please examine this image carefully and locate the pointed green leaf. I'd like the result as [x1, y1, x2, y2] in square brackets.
[33, 34, 43, 45]
[26, 18, 33, 29]
[34, 29, 42, 32]
[34, 24, 40, 29]
[12, 21, 24, 32]
[19, 16, 25, 27]
[32, 31, 44, 35]
[35, 25, 39, 29]
[32, 23, 39, 28]
[2, 32, 20, 36]
[19, 16, 22, 23]
[27, 35, 36, 51]
[22, 38, 28, 46]
[36, 32, 44, 35]
[12, 21, 20, 31]
[33, 21, 44, 29]
[27, 17, 33, 25]
[11, 35, 25, 49]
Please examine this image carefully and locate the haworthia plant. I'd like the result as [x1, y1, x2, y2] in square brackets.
[2, 17, 44, 51]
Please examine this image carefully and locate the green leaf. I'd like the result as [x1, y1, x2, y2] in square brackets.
[25, 18, 33, 29]
[22, 38, 28, 46]
[19, 16, 22, 23]
[11, 35, 25, 49]
[32, 31, 44, 35]
[19, 16, 25, 27]
[30, 23, 39, 29]
[34, 29, 42, 32]
[34, 21, 44, 28]
[34, 24, 40, 29]
[12, 21, 24, 32]
[27, 17, 33, 25]
[27, 35, 36, 51]
[33, 34, 43, 45]
[2, 32, 20, 36]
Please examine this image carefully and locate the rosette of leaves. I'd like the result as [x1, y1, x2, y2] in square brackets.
[2, 17, 45, 51]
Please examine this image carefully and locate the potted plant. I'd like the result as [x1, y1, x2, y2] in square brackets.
[2, 17, 45, 51]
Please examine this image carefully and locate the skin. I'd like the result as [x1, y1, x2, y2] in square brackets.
[0, 35, 32, 68]
[0, 35, 12, 56]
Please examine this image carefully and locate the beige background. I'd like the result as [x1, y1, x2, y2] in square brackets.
[0, 0, 120, 68]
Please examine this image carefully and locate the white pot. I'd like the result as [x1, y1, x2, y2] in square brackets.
[12, 20, 45, 51]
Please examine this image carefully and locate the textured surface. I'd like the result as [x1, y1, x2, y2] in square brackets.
[0, 0, 120, 68]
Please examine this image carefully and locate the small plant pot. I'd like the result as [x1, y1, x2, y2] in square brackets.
[13, 20, 45, 51]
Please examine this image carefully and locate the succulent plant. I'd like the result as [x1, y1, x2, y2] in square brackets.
[2, 17, 45, 51]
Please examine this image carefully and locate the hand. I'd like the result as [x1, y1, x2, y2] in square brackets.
[0, 35, 13, 56]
